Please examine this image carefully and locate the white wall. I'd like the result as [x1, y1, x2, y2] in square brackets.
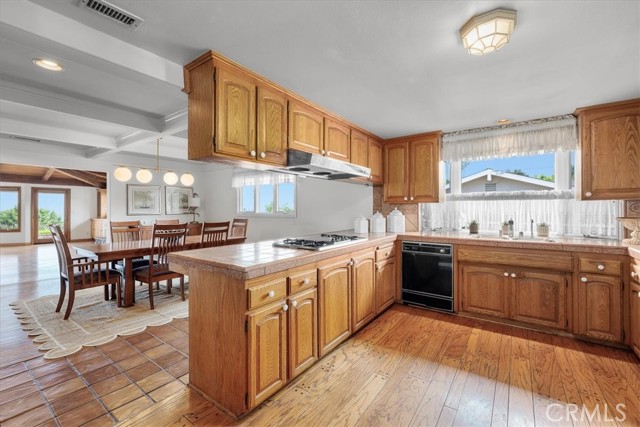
[202, 165, 374, 242]
[0, 138, 206, 244]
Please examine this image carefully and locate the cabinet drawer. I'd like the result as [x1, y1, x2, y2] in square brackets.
[288, 269, 317, 294]
[247, 279, 287, 310]
[578, 257, 622, 276]
[376, 245, 395, 262]
[458, 247, 573, 272]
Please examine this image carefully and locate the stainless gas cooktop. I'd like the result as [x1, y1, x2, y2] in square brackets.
[273, 233, 364, 251]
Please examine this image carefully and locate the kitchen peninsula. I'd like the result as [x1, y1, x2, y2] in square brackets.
[169, 231, 639, 418]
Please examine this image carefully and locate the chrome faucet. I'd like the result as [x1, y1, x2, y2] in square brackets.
[508, 219, 514, 238]
[530, 219, 534, 238]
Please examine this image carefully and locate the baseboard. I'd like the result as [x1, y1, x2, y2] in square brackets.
[0, 242, 30, 247]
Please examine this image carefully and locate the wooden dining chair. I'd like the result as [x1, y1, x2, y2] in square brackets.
[230, 218, 248, 237]
[109, 220, 148, 271]
[132, 223, 188, 309]
[155, 219, 180, 225]
[50, 225, 122, 319]
[201, 221, 230, 248]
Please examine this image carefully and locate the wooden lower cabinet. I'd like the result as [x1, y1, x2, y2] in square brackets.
[288, 288, 318, 379]
[351, 250, 376, 332]
[376, 258, 396, 313]
[575, 273, 623, 343]
[511, 271, 568, 329]
[460, 264, 568, 330]
[318, 257, 352, 357]
[631, 281, 640, 357]
[460, 264, 509, 318]
[247, 300, 288, 408]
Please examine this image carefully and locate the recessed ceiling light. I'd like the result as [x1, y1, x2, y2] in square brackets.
[496, 119, 511, 125]
[32, 58, 63, 71]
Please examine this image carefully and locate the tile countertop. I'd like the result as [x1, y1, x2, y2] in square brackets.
[169, 230, 640, 280]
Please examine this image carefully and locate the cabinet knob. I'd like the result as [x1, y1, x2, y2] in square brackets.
[303, 278, 310, 285]
[349, 261, 354, 266]
[504, 272, 509, 277]
[410, 197, 414, 201]
[250, 150, 257, 156]
[260, 152, 266, 158]
[439, 249, 445, 254]
[385, 252, 389, 256]
[291, 300, 298, 308]
[597, 264, 605, 271]
[283, 303, 289, 312]
[510, 273, 517, 278]
[580, 277, 588, 283]
[585, 192, 592, 197]
[404, 197, 408, 201]
[631, 271, 637, 279]
[267, 290, 275, 298]
[321, 149, 326, 155]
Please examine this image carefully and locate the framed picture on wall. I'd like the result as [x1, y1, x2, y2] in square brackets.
[165, 186, 193, 214]
[127, 185, 161, 215]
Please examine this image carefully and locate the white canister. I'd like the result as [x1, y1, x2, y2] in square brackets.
[387, 207, 405, 233]
[354, 216, 369, 234]
[371, 212, 386, 233]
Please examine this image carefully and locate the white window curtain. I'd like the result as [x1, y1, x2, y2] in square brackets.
[231, 169, 295, 188]
[442, 115, 577, 162]
[422, 195, 620, 238]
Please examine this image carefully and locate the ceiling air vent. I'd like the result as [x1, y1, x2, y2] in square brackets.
[77, 0, 144, 30]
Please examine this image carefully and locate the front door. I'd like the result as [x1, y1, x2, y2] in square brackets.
[31, 188, 70, 244]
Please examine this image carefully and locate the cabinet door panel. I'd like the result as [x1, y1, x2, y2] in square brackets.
[410, 137, 439, 202]
[384, 142, 409, 203]
[216, 68, 256, 159]
[575, 274, 623, 342]
[631, 283, 640, 357]
[511, 271, 567, 329]
[257, 86, 287, 165]
[460, 264, 509, 318]
[288, 289, 318, 379]
[289, 101, 323, 155]
[352, 252, 376, 332]
[350, 129, 369, 168]
[368, 137, 383, 184]
[376, 258, 396, 313]
[318, 260, 351, 357]
[247, 302, 287, 407]
[324, 118, 351, 161]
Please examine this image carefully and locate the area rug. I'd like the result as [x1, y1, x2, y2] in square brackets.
[10, 286, 188, 359]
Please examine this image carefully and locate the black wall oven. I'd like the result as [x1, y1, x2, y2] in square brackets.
[401, 241, 454, 313]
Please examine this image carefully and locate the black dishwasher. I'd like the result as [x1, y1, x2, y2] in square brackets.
[402, 241, 454, 313]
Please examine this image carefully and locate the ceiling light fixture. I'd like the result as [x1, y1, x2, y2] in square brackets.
[459, 9, 517, 56]
[496, 118, 511, 125]
[113, 138, 195, 186]
[33, 58, 64, 71]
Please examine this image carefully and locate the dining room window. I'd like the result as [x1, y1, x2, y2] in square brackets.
[233, 170, 296, 216]
[0, 186, 21, 232]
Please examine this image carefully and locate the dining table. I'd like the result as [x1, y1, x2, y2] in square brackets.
[73, 235, 247, 307]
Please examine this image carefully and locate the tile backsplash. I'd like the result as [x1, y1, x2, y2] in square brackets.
[372, 187, 420, 232]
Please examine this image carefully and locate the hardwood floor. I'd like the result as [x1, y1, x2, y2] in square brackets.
[1, 244, 639, 426]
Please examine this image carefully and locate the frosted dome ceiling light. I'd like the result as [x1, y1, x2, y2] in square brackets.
[163, 171, 178, 185]
[33, 58, 64, 71]
[180, 173, 194, 186]
[136, 169, 153, 183]
[459, 9, 517, 56]
[114, 166, 132, 182]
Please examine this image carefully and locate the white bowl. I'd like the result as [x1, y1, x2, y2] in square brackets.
[617, 217, 640, 245]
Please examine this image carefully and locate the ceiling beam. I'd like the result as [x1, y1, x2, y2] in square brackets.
[56, 169, 106, 188]
[42, 168, 55, 181]
[0, 173, 103, 188]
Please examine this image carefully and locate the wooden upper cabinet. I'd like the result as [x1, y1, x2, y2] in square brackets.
[324, 118, 351, 162]
[257, 85, 287, 165]
[368, 137, 383, 184]
[289, 101, 324, 155]
[384, 141, 409, 203]
[350, 129, 369, 168]
[410, 136, 440, 203]
[575, 98, 640, 200]
[216, 68, 256, 159]
[383, 131, 442, 203]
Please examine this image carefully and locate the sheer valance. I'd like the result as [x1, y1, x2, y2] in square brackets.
[442, 115, 577, 162]
[231, 169, 295, 188]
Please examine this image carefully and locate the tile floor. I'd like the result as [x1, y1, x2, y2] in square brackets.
[0, 318, 190, 426]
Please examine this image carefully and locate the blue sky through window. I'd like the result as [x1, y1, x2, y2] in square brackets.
[462, 153, 555, 178]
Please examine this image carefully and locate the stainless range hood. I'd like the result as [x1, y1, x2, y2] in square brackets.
[273, 149, 371, 181]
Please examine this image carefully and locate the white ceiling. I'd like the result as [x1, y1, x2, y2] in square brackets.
[0, 0, 638, 164]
